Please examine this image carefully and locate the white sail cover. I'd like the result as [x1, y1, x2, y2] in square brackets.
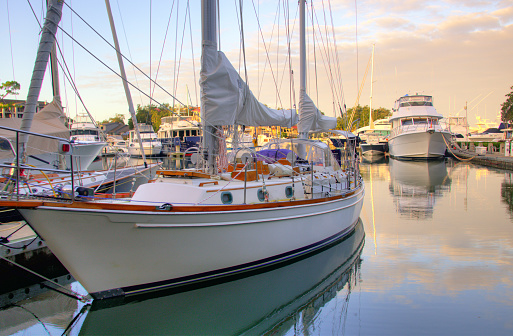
[298, 90, 337, 134]
[200, 43, 298, 127]
[0, 99, 69, 157]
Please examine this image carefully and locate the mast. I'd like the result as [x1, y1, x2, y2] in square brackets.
[19, 0, 63, 158]
[369, 44, 375, 130]
[104, 0, 147, 166]
[298, 0, 307, 139]
[201, 0, 218, 174]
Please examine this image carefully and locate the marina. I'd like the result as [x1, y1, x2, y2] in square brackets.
[1, 0, 512, 334]
[1, 156, 513, 335]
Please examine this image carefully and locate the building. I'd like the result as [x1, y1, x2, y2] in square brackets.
[0, 99, 48, 118]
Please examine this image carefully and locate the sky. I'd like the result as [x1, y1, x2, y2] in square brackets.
[1, 0, 512, 127]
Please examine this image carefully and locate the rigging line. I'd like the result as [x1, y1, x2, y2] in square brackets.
[151, 0, 176, 98]
[172, 0, 180, 111]
[252, 0, 277, 101]
[310, 6, 338, 111]
[234, 0, 243, 76]
[56, 24, 223, 141]
[115, 0, 144, 106]
[322, 0, 339, 106]
[70, 0, 78, 116]
[113, 1, 143, 105]
[276, 0, 280, 108]
[355, 0, 359, 98]
[250, 0, 285, 108]
[149, 0, 152, 105]
[6, 0, 16, 81]
[60, 2, 186, 107]
[25, 0, 99, 131]
[327, 0, 345, 116]
[266, 1, 296, 107]
[310, 1, 319, 105]
[318, 1, 340, 110]
[174, 1, 191, 107]
[187, 1, 199, 107]
[310, 4, 337, 103]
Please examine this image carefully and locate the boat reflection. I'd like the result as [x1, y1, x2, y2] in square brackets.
[361, 154, 388, 164]
[76, 220, 365, 335]
[389, 159, 451, 219]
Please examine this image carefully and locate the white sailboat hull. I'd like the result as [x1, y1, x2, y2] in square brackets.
[388, 130, 450, 159]
[20, 186, 364, 298]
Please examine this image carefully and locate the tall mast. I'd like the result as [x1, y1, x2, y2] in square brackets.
[298, 0, 307, 139]
[369, 44, 375, 130]
[19, 0, 63, 159]
[104, 0, 147, 166]
[201, 0, 217, 174]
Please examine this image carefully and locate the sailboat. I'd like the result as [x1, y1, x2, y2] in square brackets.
[358, 45, 389, 157]
[3, 0, 364, 300]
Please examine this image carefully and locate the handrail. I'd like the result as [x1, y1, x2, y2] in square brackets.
[0, 125, 75, 202]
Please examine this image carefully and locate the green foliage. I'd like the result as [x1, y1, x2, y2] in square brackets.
[501, 86, 513, 122]
[337, 105, 391, 130]
[100, 113, 126, 125]
[127, 103, 198, 131]
[0, 81, 20, 102]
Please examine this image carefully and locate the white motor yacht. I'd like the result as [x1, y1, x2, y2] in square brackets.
[388, 94, 451, 159]
[127, 123, 162, 157]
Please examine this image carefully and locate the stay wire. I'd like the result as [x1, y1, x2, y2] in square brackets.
[6, 0, 17, 81]
[115, 0, 144, 106]
[250, 0, 285, 108]
[56, 25, 223, 141]
[151, 0, 176, 98]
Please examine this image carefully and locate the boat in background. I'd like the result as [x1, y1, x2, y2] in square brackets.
[157, 114, 201, 155]
[388, 94, 451, 159]
[127, 123, 162, 157]
[357, 45, 390, 157]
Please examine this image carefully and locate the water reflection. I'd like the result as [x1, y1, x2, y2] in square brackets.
[502, 172, 513, 216]
[388, 159, 451, 219]
[78, 221, 364, 335]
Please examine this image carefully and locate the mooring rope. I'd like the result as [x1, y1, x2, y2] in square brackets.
[0, 255, 89, 302]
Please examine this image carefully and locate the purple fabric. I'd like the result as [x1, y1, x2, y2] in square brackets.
[256, 148, 295, 163]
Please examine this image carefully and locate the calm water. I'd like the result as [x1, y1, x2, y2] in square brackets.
[1, 157, 513, 335]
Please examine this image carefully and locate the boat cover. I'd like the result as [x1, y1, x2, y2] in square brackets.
[200, 43, 298, 127]
[297, 90, 337, 134]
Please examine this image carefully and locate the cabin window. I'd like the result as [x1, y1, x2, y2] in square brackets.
[413, 118, 428, 124]
[285, 186, 293, 198]
[179, 130, 185, 138]
[221, 191, 233, 204]
[402, 119, 413, 126]
[257, 189, 265, 202]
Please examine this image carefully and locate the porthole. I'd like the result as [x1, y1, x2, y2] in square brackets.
[257, 189, 265, 202]
[221, 191, 233, 204]
[285, 186, 293, 198]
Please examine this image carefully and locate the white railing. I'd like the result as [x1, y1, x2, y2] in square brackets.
[391, 121, 450, 138]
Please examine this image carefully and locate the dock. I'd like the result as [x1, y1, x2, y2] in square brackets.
[0, 220, 71, 307]
[447, 146, 513, 170]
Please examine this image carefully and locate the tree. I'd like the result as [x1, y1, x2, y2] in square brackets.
[0, 81, 20, 106]
[501, 86, 513, 122]
[337, 105, 391, 130]
[100, 113, 126, 125]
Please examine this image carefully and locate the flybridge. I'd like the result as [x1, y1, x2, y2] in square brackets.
[397, 95, 433, 108]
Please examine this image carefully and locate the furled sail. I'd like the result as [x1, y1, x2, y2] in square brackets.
[298, 90, 337, 134]
[200, 42, 298, 127]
